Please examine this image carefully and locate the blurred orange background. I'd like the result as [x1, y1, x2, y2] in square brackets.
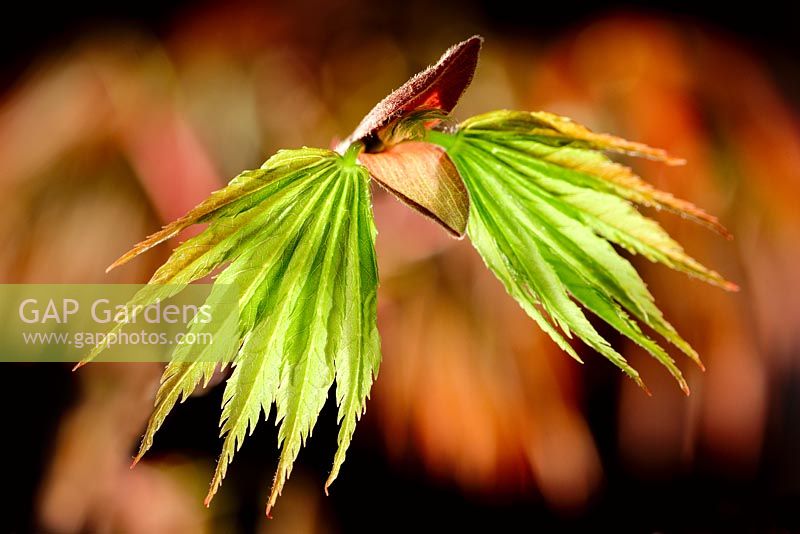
[2, 1, 799, 532]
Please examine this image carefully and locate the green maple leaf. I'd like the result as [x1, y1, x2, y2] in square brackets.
[90, 144, 379, 515]
[427, 110, 736, 393]
[80, 37, 737, 516]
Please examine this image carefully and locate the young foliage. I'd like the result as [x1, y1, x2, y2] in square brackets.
[340, 36, 482, 150]
[101, 145, 379, 515]
[428, 111, 736, 393]
[87, 36, 736, 516]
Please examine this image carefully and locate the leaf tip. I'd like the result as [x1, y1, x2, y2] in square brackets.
[635, 376, 652, 396]
[723, 280, 740, 292]
[323, 472, 337, 496]
[106, 249, 139, 273]
[457, 35, 484, 59]
[265, 493, 279, 519]
[664, 155, 687, 166]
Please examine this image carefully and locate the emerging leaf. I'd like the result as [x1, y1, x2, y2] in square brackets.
[429, 112, 737, 392]
[102, 146, 380, 516]
[335, 37, 482, 237]
[359, 141, 469, 237]
[340, 35, 482, 151]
